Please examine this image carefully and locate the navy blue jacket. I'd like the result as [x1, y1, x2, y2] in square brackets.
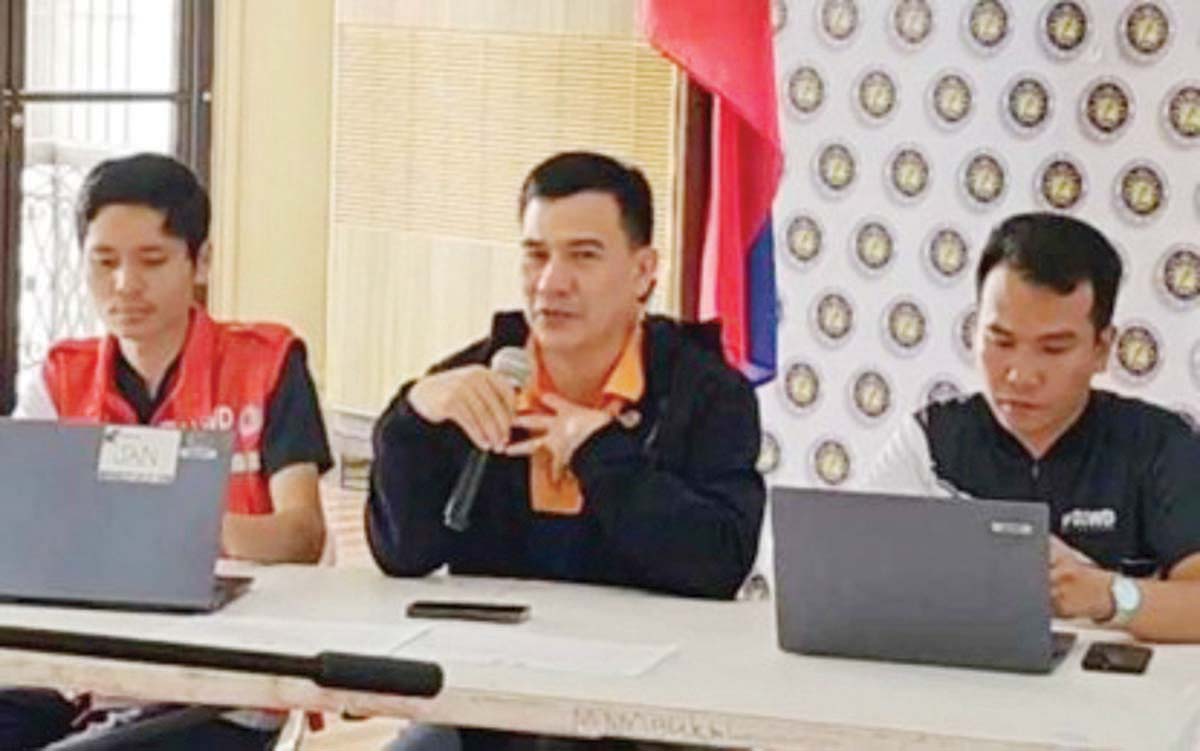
[366, 312, 764, 599]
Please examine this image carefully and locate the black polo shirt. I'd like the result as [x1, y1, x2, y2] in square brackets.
[114, 342, 333, 477]
[916, 390, 1200, 575]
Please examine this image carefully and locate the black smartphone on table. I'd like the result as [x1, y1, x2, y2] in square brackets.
[406, 600, 531, 624]
[1081, 642, 1152, 674]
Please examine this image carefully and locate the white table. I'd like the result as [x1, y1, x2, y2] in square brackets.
[0, 565, 1198, 750]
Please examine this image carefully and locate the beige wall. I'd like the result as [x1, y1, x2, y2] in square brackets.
[326, 0, 678, 416]
[209, 0, 335, 387]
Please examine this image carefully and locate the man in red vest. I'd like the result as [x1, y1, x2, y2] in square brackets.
[1, 153, 332, 750]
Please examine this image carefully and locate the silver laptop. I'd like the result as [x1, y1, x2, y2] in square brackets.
[771, 487, 1075, 673]
[0, 419, 246, 612]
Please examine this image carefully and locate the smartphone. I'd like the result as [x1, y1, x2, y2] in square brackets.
[405, 600, 530, 624]
[1081, 642, 1152, 674]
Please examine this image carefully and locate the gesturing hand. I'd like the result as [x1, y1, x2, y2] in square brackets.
[407, 366, 518, 452]
[503, 393, 613, 479]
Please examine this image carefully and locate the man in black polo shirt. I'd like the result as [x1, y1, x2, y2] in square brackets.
[868, 212, 1200, 642]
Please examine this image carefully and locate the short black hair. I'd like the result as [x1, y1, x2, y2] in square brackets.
[976, 212, 1122, 332]
[76, 153, 210, 262]
[518, 152, 653, 247]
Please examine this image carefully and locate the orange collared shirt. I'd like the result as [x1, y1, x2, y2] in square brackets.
[517, 326, 645, 515]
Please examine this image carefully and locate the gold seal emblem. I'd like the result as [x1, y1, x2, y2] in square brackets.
[783, 362, 821, 411]
[928, 227, 969, 280]
[963, 152, 1007, 207]
[816, 142, 857, 195]
[886, 299, 928, 352]
[966, 0, 1010, 52]
[1083, 79, 1133, 139]
[924, 378, 963, 406]
[857, 69, 899, 122]
[1115, 324, 1161, 380]
[853, 221, 895, 272]
[892, 0, 934, 49]
[1042, 1, 1089, 58]
[931, 72, 973, 128]
[1165, 83, 1200, 145]
[815, 292, 855, 344]
[1007, 77, 1052, 133]
[785, 214, 823, 266]
[1161, 246, 1200, 304]
[889, 147, 931, 202]
[757, 431, 781, 475]
[782, 213, 820, 266]
[957, 307, 979, 357]
[813, 439, 851, 486]
[787, 65, 825, 118]
[852, 370, 892, 420]
[1121, 3, 1171, 61]
[1117, 162, 1166, 221]
[1039, 157, 1086, 211]
[819, 0, 860, 45]
[771, 0, 788, 34]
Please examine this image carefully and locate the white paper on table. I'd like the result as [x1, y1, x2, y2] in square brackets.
[391, 623, 677, 677]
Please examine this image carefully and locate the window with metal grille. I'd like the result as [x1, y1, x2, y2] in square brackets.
[0, 0, 212, 414]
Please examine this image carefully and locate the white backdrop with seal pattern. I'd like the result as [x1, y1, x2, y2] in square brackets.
[757, 0, 1200, 504]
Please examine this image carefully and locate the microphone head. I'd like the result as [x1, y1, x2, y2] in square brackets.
[490, 347, 533, 389]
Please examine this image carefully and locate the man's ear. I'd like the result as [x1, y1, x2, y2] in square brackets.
[634, 246, 658, 304]
[193, 241, 213, 286]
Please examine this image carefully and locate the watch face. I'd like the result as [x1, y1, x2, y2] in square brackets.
[1112, 575, 1142, 613]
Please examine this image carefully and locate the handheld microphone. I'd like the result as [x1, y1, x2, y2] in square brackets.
[443, 347, 532, 532]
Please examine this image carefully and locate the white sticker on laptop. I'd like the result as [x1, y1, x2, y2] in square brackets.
[97, 426, 182, 484]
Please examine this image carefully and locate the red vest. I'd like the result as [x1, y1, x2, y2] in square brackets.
[42, 308, 295, 516]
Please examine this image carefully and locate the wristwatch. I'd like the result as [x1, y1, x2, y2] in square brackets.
[1102, 575, 1143, 627]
